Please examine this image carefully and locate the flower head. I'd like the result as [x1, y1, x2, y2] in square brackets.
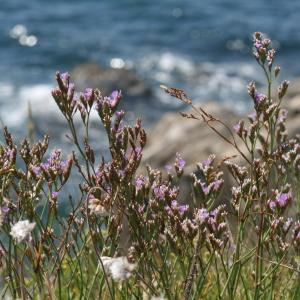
[135, 175, 149, 191]
[108, 90, 122, 108]
[175, 152, 185, 171]
[84, 88, 93, 102]
[51, 191, 59, 199]
[254, 91, 266, 104]
[153, 183, 168, 200]
[10, 220, 36, 243]
[276, 193, 290, 208]
[196, 208, 209, 224]
[101, 256, 136, 282]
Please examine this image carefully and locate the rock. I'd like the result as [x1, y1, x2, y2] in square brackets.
[142, 96, 300, 171]
[71, 63, 152, 101]
[141, 102, 243, 174]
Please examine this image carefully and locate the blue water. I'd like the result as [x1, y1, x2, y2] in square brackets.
[1, 0, 300, 131]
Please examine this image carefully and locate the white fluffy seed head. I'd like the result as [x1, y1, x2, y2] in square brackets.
[100, 256, 136, 282]
[10, 220, 36, 243]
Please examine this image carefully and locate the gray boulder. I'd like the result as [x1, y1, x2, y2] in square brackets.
[71, 63, 152, 100]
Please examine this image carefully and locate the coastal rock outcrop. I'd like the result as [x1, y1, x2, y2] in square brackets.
[71, 63, 152, 101]
[142, 93, 300, 172]
[141, 102, 242, 173]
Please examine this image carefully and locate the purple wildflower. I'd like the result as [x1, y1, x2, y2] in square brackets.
[118, 169, 125, 178]
[57, 72, 70, 91]
[51, 191, 59, 199]
[254, 41, 263, 50]
[200, 155, 215, 172]
[212, 179, 223, 191]
[135, 176, 149, 191]
[1, 206, 9, 214]
[110, 90, 119, 99]
[167, 200, 189, 216]
[84, 88, 93, 101]
[61, 72, 70, 82]
[59, 160, 68, 171]
[47, 149, 61, 164]
[116, 110, 125, 118]
[171, 200, 178, 207]
[134, 147, 142, 156]
[109, 90, 122, 108]
[138, 205, 145, 214]
[202, 159, 211, 168]
[40, 162, 50, 171]
[39, 149, 69, 176]
[254, 91, 266, 104]
[200, 182, 210, 196]
[197, 208, 209, 223]
[165, 205, 173, 216]
[153, 184, 168, 200]
[178, 204, 189, 214]
[175, 152, 185, 171]
[32, 166, 41, 175]
[276, 193, 290, 208]
[268, 200, 276, 211]
[135, 178, 144, 191]
[4, 148, 14, 159]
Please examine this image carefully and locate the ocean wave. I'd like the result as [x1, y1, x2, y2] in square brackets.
[0, 83, 55, 127]
[136, 52, 263, 112]
[0, 55, 265, 131]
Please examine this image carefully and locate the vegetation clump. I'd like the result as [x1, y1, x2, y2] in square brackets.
[0, 32, 299, 299]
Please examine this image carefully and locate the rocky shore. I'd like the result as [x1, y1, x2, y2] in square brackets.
[141, 88, 300, 171]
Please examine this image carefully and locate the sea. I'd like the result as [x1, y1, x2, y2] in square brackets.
[1, 0, 300, 142]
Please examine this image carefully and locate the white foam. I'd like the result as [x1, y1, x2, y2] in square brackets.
[19, 84, 56, 112]
[140, 52, 196, 76]
[0, 84, 57, 127]
[0, 82, 14, 99]
[110, 58, 125, 69]
[139, 51, 261, 112]
[0, 82, 106, 129]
